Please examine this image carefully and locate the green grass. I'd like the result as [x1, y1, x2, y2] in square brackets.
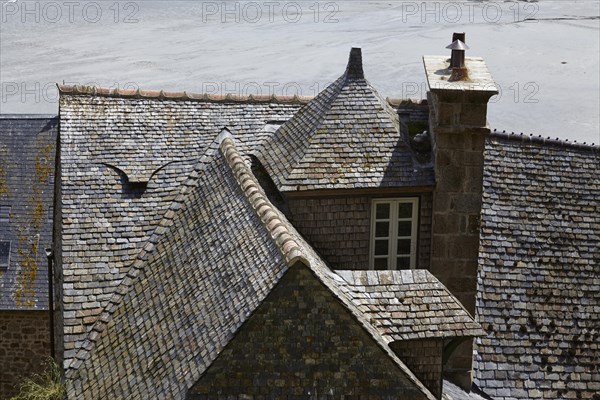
[10, 358, 65, 400]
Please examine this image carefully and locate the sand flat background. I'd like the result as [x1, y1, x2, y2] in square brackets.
[1, 0, 598, 143]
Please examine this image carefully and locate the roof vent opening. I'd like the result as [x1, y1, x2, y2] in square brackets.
[121, 179, 147, 199]
[0, 241, 10, 269]
[345, 47, 364, 80]
[446, 32, 470, 82]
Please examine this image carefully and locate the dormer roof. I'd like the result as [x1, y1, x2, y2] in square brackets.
[255, 48, 434, 192]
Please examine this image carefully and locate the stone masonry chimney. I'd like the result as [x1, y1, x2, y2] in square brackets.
[423, 34, 498, 390]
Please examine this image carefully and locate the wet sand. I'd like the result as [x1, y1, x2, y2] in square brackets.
[1, 0, 598, 143]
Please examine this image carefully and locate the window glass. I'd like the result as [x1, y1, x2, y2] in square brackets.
[375, 221, 389, 237]
[398, 202, 412, 218]
[397, 257, 410, 270]
[0, 241, 10, 267]
[0, 205, 10, 223]
[370, 198, 418, 270]
[373, 258, 388, 270]
[374, 240, 389, 256]
[397, 239, 411, 255]
[375, 203, 390, 219]
[397, 221, 412, 237]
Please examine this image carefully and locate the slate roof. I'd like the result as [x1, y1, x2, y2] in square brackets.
[336, 270, 484, 341]
[58, 90, 304, 356]
[442, 380, 490, 400]
[255, 48, 434, 192]
[474, 133, 600, 399]
[0, 115, 57, 309]
[57, 78, 434, 354]
[64, 133, 448, 400]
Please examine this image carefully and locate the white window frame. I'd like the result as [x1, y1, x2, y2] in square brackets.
[369, 198, 419, 270]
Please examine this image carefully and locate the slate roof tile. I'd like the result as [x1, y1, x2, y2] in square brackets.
[254, 48, 434, 192]
[58, 93, 303, 355]
[65, 133, 439, 400]
[475, 133, 600, 399]
[335, 269, 482, 341]
[0, 115, 57, 309]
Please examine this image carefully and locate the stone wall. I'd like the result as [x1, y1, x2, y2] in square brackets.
[390, 339, 443, 399]
[188, 264, 429, 399]
[0, 310, 51, 398]
[287, 192, 433, 270]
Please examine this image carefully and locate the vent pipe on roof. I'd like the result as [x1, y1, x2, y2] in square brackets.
[447, 33, 469, 82]
[346, 48, 364, 80]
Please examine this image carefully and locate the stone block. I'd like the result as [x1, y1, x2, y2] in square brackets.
[0, 311, 51, 399]
[437, 166, 464, 192]
[452, 193, 482, 213]
[433, 213, 460, 235]
[460, 103, 488, 127]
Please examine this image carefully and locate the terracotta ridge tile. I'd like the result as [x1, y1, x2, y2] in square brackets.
[219, 134, 309, 267]
[490, 129, 600, 152]
[57, 84, 314, 105]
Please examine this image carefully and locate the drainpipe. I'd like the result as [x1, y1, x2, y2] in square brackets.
[45, 247, 55, 359]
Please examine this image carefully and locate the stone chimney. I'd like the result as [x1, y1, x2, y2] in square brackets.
[423, 34, 498, 390]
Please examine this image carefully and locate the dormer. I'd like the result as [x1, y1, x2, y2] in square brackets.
[253, 48, 436, 273]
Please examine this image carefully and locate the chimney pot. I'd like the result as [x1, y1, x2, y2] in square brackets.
[452, 32, 466, 43]
[447, 33, 468, 81]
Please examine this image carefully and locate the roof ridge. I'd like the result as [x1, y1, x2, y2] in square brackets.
[0, 114, 58, 119]
[64, 136, 220, 374]
[219, 135, 308, 266]
[365, 79, 403, 130]
[57, 84, 429, 110]
[252, 73, 347, 189]
[57, 84, 314, 105]
[490, 129, 600, 152]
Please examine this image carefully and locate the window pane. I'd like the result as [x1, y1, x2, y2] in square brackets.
[0, 241, 10, 266]
[374, 258, 388, 270]
[375, 221, 389, 237]
[397, 239, 411, 255]
[397, 221, 412, 237]
[0, 205, 10, 223]
[398, 202, 413, 218]
[374, 240, 389, 256]
[375, 203, 390, 219]
[397, 257, 410, 270]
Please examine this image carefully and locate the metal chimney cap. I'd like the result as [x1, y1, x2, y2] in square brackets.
[446, 40, 469, 51]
